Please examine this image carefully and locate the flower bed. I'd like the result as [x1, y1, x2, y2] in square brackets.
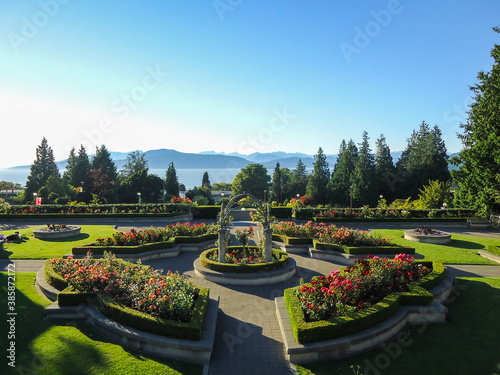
[285, 254, 445, 343]
[46, 253, 209, 340]
[310, 208, 475, 221]
[73, 223, 218, 255]
[273, 221, 400, 247]
[199, 247, 289, 273]
[33, 224, 81, 240]
[404, 227, 451, 244]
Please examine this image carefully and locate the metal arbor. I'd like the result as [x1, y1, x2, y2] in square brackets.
[217, 193, 273, 263]
[219, 193, 270, 230]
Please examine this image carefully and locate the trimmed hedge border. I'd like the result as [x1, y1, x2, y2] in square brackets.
[96, 288, 210, 340]
[199, 247, 289, 273]
[272, 234, 312, 245]
[72, 233, 217, 255]
[284, 261, 444, 344]
[44, 259, 68, 291]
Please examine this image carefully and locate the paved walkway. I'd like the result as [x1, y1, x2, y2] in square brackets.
[1, 219, 500, 374]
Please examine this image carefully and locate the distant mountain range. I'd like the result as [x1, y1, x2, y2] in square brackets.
[2, 149, 460, 186]
[5, 149, 410, 172]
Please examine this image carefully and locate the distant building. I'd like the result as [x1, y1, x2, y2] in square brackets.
[211, 190, 232, 203]
[0, 189, 24, 198]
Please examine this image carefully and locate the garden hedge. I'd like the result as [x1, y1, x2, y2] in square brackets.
[284, 261, 444, 344]
[191, 205, 221, 219]
[199, 247, 289, 273]
[72, 233, 217, 255]
[95, 288, 210, 340]
[272, 234, 313, 245]
[44, 259, 69, 291]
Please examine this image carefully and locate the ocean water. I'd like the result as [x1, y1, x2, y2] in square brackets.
[0, 168, 241, 190]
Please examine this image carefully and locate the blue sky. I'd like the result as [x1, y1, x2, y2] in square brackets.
[0, 0, 499, 169]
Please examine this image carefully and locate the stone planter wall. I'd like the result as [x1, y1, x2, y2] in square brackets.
[33, 226, 81, 240]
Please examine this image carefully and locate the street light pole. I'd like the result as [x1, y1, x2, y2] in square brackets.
[137, 192, 141, 204]
[349, 185, 353, 209]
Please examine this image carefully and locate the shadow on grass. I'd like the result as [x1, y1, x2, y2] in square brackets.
[37, 233, 91, 243]
[443, 238, 485, 250]
[1, 272, 54, 374]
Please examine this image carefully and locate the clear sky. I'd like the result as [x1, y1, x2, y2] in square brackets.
[0, 0, 499, 169]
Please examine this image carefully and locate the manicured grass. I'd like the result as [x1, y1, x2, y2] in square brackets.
[0, 272, 202, 375]
[1, 225, 117, 259]
[373, 229, 499, 265]
[297, 277, 500, 375]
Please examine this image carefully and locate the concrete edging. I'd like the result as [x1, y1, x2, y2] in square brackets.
[193, 257, 296, 285]
[478, 250, 500, 265]
[275, 274, 454, 364]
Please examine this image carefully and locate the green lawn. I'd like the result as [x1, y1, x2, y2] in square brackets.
[0, 272, 202, 375]
[1, 225, 117, 259]
[297, 277, 500, 375]
[373, 229, 499, 265]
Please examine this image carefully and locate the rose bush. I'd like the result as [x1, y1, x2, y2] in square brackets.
[51, 252, 199, 322]
[295, 254, 431, 322]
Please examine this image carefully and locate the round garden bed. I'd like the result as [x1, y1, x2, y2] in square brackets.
[404, 227, 451, 244]
[33, 225, 81, 240]
[194, 246, 296, 285]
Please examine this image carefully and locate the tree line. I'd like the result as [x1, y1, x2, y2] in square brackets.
[231, 122, 450, 209]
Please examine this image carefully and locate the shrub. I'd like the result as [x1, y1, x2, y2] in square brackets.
[199, 247, 289, 273]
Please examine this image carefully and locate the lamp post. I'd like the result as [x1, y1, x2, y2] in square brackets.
[137, 192, 141, 204]
[264, 190, 267, 203]
[33, 192, 37, 205]
[349, 185, 353, 209]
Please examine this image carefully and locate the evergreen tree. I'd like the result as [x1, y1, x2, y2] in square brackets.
[165, 162, 180, 196]
[289, 159, 308, 197]
[351, 131, 377, 206]
[271, 162, 283, 204]
[396, 122, 450, 199]
[452, 27, 500, 214]
[306, 147, 330, 205]
[202, 172, 211, 188]
[328, 140, 358, 206]
[118, 170, 163, 203]
[120, 151, 148, 177]
[64, 145, 90, 188]
[374, 134, 396, 201]
[91, 145, 118, 182]
[231, 163, 270, 200]
[26, 138, 60, 202]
